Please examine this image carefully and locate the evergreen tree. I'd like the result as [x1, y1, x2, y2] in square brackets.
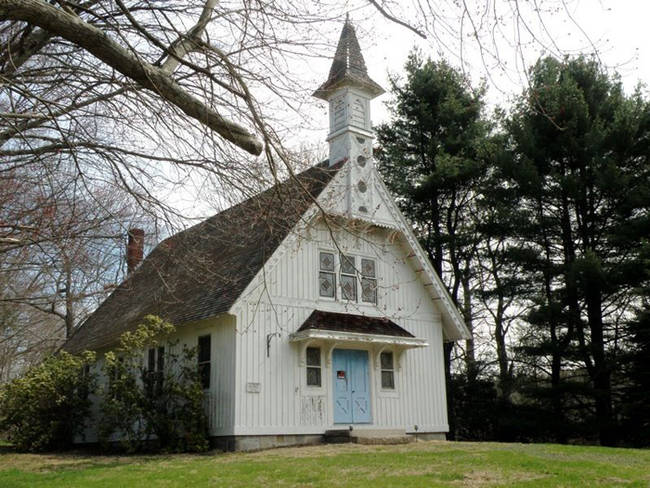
[501, 56, 650, 445]
[375, 51, 490, 437]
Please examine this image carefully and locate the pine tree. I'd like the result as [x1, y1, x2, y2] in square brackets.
[375, 51, 490, 437]
[501, 56, 650, 445]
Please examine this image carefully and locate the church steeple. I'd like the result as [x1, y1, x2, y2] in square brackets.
[314, 18, 384, 220]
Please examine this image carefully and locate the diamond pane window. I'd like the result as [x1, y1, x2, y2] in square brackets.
[361, 278, 377, 303]
[340, 254, 355, 274]
[320, 252, 334, 272]
[319, 272, 335, 298]
[341, 274, 357, 301]
[361, 258, 375, 278]
[306, 347, 321, 387]
[361, 258, 377, 304]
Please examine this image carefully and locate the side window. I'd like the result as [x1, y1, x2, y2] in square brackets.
[380, 351, 395, 390]
[319, 252, 336, 298]
[361, 258, 377, 304]
[340, 254, 357, 301]
[146, 346, 165, 396]
[306, 347, 322, 387]
[198, 335, 211, 389]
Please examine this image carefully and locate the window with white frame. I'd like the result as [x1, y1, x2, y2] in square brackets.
[380, 351, 395, 389]
[146, 346, 165, 396]
[306, 347, 322, 387]
[361, 258, 377, 304]
[198, 334, 211, 389]
[319, 252, 336, 298]
[340, 254, 357, 301]
[318, 252, 378, 304]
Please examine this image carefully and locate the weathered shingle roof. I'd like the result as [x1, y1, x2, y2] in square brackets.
[297, 310, 415, 338]
[313, 18, 384, 100]
[64, 162, 343, 354]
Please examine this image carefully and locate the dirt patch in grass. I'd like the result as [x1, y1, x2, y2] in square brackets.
[455, 469, 548, 487]
[0, 451, 160, 473]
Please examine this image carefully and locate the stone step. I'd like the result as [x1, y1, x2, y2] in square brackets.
[324, 429, 352, 438]
[323, 428, 414, 445]
[349, 429, 407, 438]
[351, 435, 414, 445]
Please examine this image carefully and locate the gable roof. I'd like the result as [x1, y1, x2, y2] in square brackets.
[297, 310, 415, 338]
[64, 162, 343, 354]
[313, 18, 384, 100]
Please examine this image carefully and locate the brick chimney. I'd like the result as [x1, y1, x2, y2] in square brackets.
[126, 228, 145, 274]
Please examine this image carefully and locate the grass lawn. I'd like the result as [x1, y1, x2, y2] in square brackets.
[0, 441, 648, 487]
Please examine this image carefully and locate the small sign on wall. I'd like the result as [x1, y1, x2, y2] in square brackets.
[246, 382, 261, 393]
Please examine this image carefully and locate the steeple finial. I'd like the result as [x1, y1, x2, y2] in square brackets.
[313, 18, 384, 100]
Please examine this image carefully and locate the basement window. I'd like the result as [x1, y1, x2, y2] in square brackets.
[380, 351, 395, 390]
[198, 334, 211, 390]
[306, 347, 322, 387]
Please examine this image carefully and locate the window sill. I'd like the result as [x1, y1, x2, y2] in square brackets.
[378, 390, 399, 398]
[302, 386, 326, 396]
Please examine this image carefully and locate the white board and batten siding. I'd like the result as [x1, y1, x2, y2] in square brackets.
[172, 315, 237, 436]
[227, 219, 450, 436]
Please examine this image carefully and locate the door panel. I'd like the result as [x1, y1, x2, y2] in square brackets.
[350, 350, 371, 423]
[332, 349, 371, 424]
[333, 349, 352, 423]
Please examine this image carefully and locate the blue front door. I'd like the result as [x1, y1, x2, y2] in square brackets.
[333, 349, 371, 424]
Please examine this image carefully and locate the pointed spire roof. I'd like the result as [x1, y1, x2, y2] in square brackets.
[313, 18, 385, 100]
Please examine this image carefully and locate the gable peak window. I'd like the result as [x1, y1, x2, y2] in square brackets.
[319, 251, 336, 298]
[340, 254, 357, 301]
[318, 251, 378, 304]
[361, 258, 377, 304]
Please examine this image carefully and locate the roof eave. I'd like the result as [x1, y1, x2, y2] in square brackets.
[289, 329, 428, 348]
[313, 75, 385, 101]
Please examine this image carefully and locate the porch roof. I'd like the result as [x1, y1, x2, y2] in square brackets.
[290, 310, 428, 348]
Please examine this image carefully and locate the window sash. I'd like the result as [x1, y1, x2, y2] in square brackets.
[361, 277, 377, 303]
[340, 254, 356, 275]
[380, 351, 395, 390]
[307, 367, 322, 387]
[340, 273, 357, 301]
[319, 271, 336, 298]
[306, 347, 322, 387]
[319, 251, 335, 272]
[198, 335, 211, 389]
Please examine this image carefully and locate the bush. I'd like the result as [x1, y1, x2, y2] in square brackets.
[98, 315, 208, 452]
[0, 351, 96, 452]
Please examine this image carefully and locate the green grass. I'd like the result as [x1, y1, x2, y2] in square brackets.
[0, 441, 648, 487]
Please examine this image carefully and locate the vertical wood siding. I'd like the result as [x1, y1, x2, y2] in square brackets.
[231, 221, 449, 435]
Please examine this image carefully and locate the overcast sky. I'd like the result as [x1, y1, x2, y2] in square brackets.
[169, 0, 650, 220]
[305, 0, 650, 130]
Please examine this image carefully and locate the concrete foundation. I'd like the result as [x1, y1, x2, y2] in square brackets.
[210, 434, 323, 452]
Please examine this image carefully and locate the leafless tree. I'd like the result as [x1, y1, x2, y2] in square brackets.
[0, 0, 597, 380]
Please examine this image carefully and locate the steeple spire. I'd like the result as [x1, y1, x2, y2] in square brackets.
[313, 18, 384, 101]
